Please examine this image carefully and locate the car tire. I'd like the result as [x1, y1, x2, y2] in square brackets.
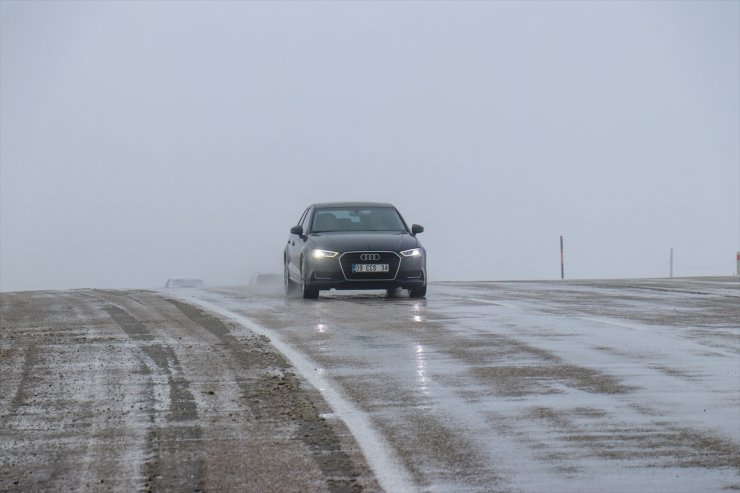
[300, 258, 319, 300]
[408, 283, 427, 298]
[284, 260, 298, 296]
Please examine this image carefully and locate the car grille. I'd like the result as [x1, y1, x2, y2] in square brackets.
[339, 251, 401, 280]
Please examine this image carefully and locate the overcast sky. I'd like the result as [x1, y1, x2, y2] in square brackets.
[1, 0, 738, 291]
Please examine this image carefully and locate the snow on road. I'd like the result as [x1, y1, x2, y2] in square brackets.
[1, 289, 380, 492]
[174, 277, 739, 492]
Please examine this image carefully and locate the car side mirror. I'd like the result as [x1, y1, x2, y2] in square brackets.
[411, 224, 424, 236]
[290, 225, 303, 236]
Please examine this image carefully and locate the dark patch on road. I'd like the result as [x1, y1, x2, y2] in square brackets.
[473, 363, 633, 396]
[528, 406, 740, 469]
[8, 345, 40, 410]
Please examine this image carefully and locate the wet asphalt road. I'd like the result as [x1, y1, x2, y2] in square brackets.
[1, 277, 738, 492]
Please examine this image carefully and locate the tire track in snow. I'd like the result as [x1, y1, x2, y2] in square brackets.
[103, 303, 205, 493]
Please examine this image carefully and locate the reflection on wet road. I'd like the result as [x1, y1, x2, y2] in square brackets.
[182, 278, 739, 492]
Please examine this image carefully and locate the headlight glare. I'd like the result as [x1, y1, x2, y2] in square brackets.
[401, 248, 422, 257]
[312, 249, 339, 259]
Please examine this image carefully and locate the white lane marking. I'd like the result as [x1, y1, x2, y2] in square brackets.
[180, 296, 417, 493]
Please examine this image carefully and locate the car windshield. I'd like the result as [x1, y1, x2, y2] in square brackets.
[311, 207, 407, 233]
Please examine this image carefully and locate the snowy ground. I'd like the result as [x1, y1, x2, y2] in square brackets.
[1, 277, 738, 492]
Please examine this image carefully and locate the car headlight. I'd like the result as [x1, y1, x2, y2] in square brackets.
[312, 249, 339, 259]
[401, 248, 422, 257]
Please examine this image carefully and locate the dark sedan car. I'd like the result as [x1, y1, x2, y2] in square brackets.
[284, 202, 427, 299]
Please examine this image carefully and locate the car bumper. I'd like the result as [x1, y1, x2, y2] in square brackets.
[305, 254, 426, 291]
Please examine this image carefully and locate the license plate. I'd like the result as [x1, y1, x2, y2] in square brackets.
[352, 263, 389, 273]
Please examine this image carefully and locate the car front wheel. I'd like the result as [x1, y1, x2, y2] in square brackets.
[409, 283, 427, 298]
[300, 258, 319, 300]
[285, 260, 298, 296]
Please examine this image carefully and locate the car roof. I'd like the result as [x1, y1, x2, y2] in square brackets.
[313, 202, 395, 209]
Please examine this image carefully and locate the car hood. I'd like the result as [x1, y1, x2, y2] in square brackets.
[309, 232, 421, 253]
